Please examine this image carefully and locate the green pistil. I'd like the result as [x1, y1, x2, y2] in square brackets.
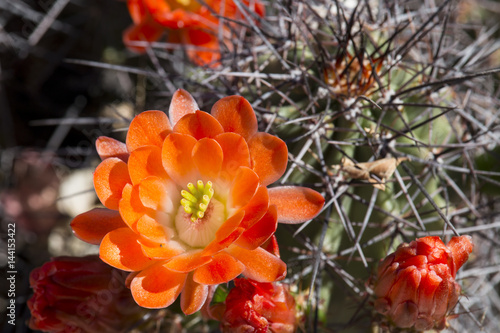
[181, 180, 214, 222]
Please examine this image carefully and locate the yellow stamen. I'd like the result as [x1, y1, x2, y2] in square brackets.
[181, 180, 214, 222]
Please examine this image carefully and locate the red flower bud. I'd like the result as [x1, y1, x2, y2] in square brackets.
[374, 236, 473, 331]
[215, 278, 297, 333]
[28, 256, 143, 333]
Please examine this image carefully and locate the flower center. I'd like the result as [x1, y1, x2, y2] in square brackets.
[175, 180, 226, 248]
[181, 180, 214, 222]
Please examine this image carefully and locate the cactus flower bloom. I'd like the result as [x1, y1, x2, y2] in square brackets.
[28, 256, 142, 333]
[213, 278, 297, 333]
[71, 89, 324, 314]
[374, 236, 473, 331]
[123, 0, 265, 67]
[323, 52, 383, 98]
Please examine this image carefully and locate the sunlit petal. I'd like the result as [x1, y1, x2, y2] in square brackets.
[100, 227, 153, 271]
[269, 186, 325, 224]
[128, 146, 169, 185]
[211, 95, 258, 140]
[71, 208, 127, 245]
[235, 205, 278, 250]
[227, 245, 286, 282]
[94, 157, 131, 210]
[162, 132, 198, 186]
[126, 111, 171, 152]
[131, 262, 187, 308]
[181, 274, 209, 315]
[192, 138, 223, 181]
[193, 251, 245, 285]
[169, 88, 198, 126]
[215, 132, 251, 182]
[248, 132, 288, 186]
[173, 110, 224, 140]
[96, 136, 129, 162]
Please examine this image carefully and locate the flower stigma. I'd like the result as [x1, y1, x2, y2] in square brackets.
[181, 180, 214, 223]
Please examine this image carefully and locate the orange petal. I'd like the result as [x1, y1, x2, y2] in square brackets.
[230, 166, 259, 208]
[202, 211, 245, 257]
[169, 89, 198, 126]
[181, 274, 209, 315]
[211, 96, 258, 140]
[214, 211, 246, 243]
[193, 252, 245, 285]
[138, 177, 171, 211]
[140, 238, 185, 260]
[203, 227, 245, 257]
[392, 301, 418, 328]
[447, 235, 473, 276]
[123, 19, 165, 53]
[261, 235, 281, 257]
[182, 29, 221, 67]
[143, 0, 177, 26]
[215, 132, 251, 182]
[248, 132, 288, 186]
[173, 110, 224, 140]
[151, 6, 201, 29]
[388, 267, 420, 311]
[127, 0, 148, 24]
[430, 264, 453, 319]
[374, 263, 398, 298]
[119, 183, 148, 230]
[136, 214, 169, 244]
[268, 186, 325, 224]
[164, 250, 212, 273]
[126, 111, 171, 152]
[130, 262, 187, 308]
[226, 245, 286, 282]
[94, 157, 131, 210]
[417, 270, 442, 315]
[128, 146, 169, 185]
[235, 205, 278, 250]
[162, 133, 197, 186]
[71, 208, 127, 245]
[96, 136, 129, 162]
[192, 138, 223, 180]
[100, 227, 154, 271]
[239, 186, 269, 229]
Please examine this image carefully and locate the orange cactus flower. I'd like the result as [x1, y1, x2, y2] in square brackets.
[212, 278, 297, 333]
[323, 52, 383, 97]
[28, 256, 142, 333]
[71, 89, 325, 314]
[374, 236, 473, 331]
[123, 0, 265, 67]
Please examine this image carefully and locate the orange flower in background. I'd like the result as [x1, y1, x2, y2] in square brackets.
[323, 52, 383, 97]
[212, 278, 297, 333]
[123, 0, 265, 67]
[28, 256, 142, 333]
[71, 89, 325, 314]
[374, 236, 473, 331]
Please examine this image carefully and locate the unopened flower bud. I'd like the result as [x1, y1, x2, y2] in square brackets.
[215, 278, 297, 333]
[374, 236, 473, 331]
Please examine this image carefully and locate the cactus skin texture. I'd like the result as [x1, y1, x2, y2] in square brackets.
[373, 236, 473, 331]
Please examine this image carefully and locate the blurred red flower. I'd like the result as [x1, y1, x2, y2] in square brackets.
[71, 89, 324, 314]
[123, 0, 265, 67]
[374, 235, 473, 330]
[28, 255, 142, 333]
[212, 278, 297, 333]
